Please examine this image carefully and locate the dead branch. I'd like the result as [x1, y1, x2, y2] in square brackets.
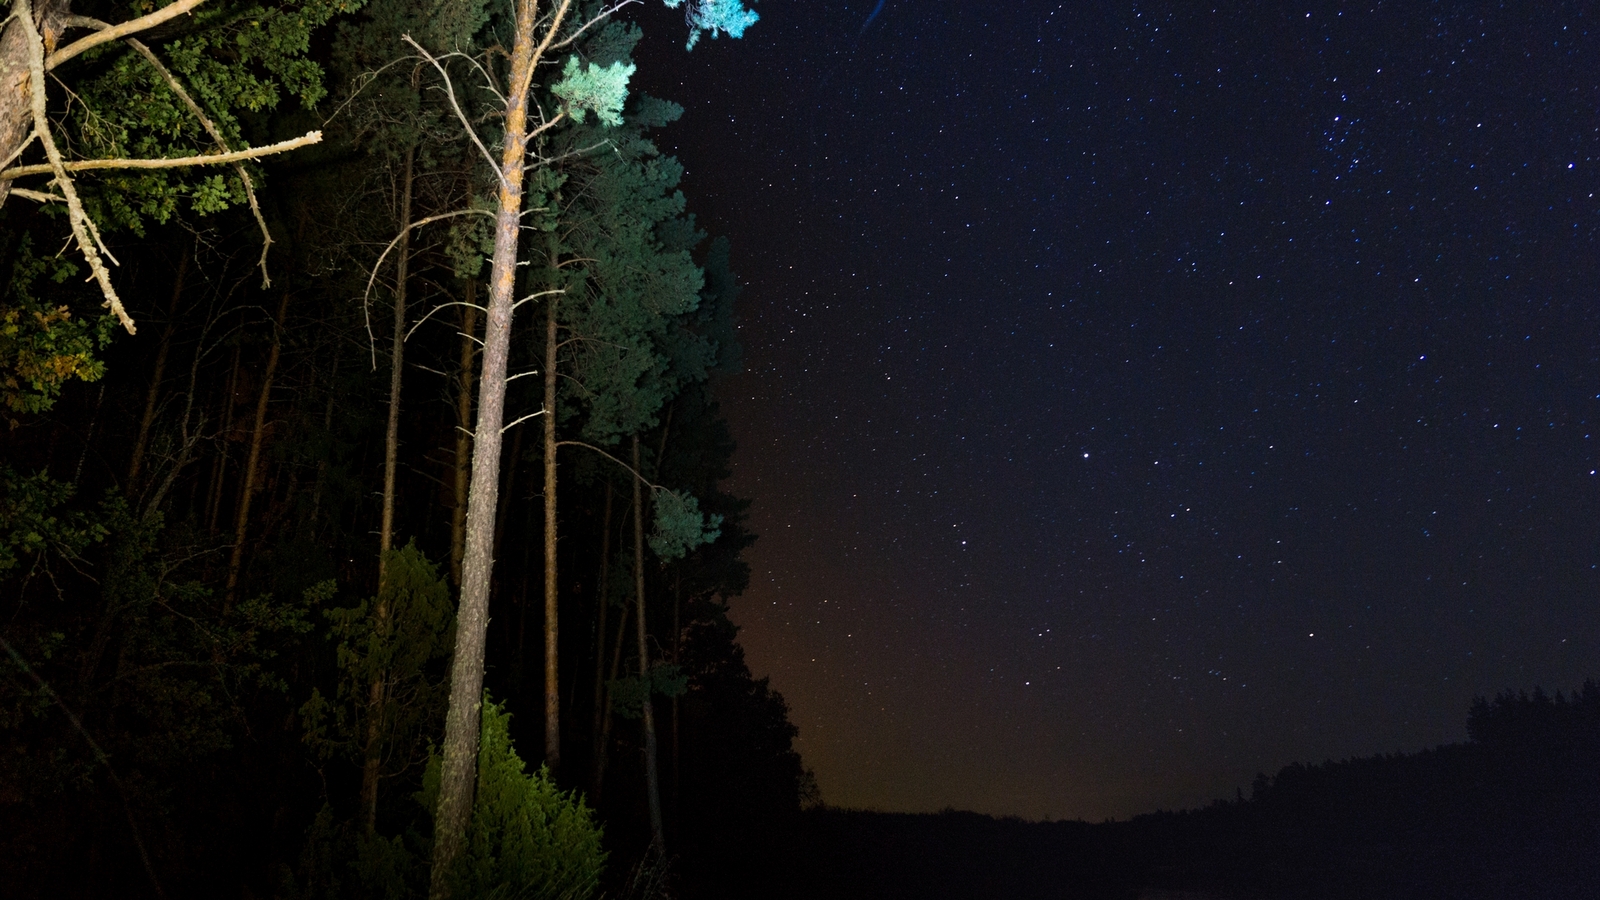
[44, 0, 208, 70]
[0, 130, 323, 180]
[18, 0, 129, 332]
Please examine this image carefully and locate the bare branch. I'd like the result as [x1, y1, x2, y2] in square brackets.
[18, 0, 131, 332]
[0, 129, 37, 172]
[554, 439, 666, 491]
[501, 408, 548, 434]
[362, 208, 495, 366]
[10, 187, 63, 203]
[550, 1, 641, 51]
[517, 0, 575, 102]
[512, 287, 564, 310]
[116, 31, 278, 287]
[0, 131, 323, 181]
[404, 299, 489, 343]
[402, 34, 510, 193]
[321, 56, 418, 127]
[46, 0, 210, 70]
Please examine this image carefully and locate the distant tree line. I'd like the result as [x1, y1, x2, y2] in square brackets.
[0, 1, 807, 898]
[786, 683, 1600, 900]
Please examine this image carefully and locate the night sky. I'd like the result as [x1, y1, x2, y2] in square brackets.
[632, 1, 1600, 821]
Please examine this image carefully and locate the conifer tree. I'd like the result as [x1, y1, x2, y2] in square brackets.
[421, 3, 756, 891]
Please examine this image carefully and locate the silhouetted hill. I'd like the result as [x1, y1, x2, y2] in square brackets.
[774, 682, 1600, 900]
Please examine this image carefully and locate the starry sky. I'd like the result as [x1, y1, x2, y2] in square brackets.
[632, 1, 1600, 821]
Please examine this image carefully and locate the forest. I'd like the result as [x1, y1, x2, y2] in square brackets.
[1, 0, 805, 897]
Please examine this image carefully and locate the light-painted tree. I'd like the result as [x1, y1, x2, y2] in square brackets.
[419, 1, 756, 893]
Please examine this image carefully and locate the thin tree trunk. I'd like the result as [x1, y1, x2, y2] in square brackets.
[450, 288, 478, 587]
[378, 143, 415, 573]
[224, 290, 289, 610]
[127, 245, 189, 488]
[590, 482, 612, 789]
[206, 342, 243, 535]
[593, 496, 630, 799]
[633, 436, 664, 851]
[365, 141, 416, 834]
[541, 293, 560, 766]
[670, 566, 680, 822]
[431, 3, 574, 893]
[308, 353, 340, 529]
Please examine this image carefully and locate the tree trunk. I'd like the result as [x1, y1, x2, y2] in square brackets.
[590, 482, 612, 790]
[670, 567, 680, 823]
[224, 290, 289, 610]
[206, 342, 243, 535]
[541, 293, 560, 766]
[430, 3, 574, 894]
[633, 436, 664, 851]
[308, 352, 341, 529]
[365, 141, 416, 834]
[593, 495, 630, 799]
[0, 0, 69, 208]
[450, 289, 478, 587]
[127, 245, 189, 488]
[378, 142, 415, 574]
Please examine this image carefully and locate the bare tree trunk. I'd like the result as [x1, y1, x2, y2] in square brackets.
[430, 3, 574, 894]
[0, 0, 69, 208]
[127, 245, 189, 488]
[590, 482, 612, 789]
[670, 567, 680, 822]
[308, 353, 340, 529]
[224, 290, 289, 610]
[541, 293, 560, 766]
[633, 436, 664, 851]
[378, 143, 415, 573]
[450, 289, 478, 587]
[593, 495, 629, 799]
[206, 343, 243, 535]
[364, 141, 416, 834]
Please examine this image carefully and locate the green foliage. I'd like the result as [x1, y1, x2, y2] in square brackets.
[301, 543, 454, 767]
[0, 468, 108, 576]
[564, 136, 708, 444]
[280, 804, 425, 900]
[553, 57, 637, 127]
[606, 663, 688, 720]
[68, 0, 368, 233]
[0, 235, 112, 417]
[420, 696, 607, 900]
[663, 0, 761, 50]
[647, 489, 721, 561]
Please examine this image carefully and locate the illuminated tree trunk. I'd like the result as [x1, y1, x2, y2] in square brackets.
[450, 290, 478, 588]
[430, 3, 574, 894]
[542, 292, 561, 766]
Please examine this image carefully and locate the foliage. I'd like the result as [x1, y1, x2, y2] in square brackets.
[553, 58, 637, 127]
[647, 489, 720, 561]
[301, 542, 454, 770]
[420, 696, 607, 900]
[606, 662, 687, 720]
[664, 0, 761, 50]
[0, 467, 107, 576]
[68, 0, 370, 233]
[0, 234, 112, 417]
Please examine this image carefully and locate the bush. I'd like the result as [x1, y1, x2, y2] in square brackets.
[422, 696, 607, 900]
